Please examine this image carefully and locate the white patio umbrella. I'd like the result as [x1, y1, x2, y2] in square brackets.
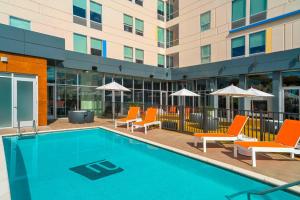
[170, 88, 200, 131]
[210, 84, 254, 119]
[170, 88, 200, 106]
[96, 81, 130, 121]
[246, 87, 274, 111]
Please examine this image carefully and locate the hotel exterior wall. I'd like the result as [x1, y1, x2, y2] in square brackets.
[0, 0, 164, 66]
[0, 52, 47, 126]
[166, 0, 300, 67]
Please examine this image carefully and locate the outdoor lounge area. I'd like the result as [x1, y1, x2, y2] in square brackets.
[1, 0, 300, 199]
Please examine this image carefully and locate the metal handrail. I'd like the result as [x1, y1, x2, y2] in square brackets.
[247, 180, 300, 200]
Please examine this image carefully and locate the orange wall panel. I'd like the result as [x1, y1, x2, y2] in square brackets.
[0, 52, 48, 126]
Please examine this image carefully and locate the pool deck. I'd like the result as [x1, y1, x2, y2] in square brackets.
[1, 117, 300, 191]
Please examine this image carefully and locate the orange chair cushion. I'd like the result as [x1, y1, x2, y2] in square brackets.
[133, 107, 158, 126]
[235, 141, 291, 148]
[227, 115, 248, 136]
[275, 119, 300, 147]
[118, 107, 139, 122]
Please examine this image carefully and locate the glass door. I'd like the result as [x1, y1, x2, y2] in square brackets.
[284, 89, 299, 115]
[0, 76, 12, 128]
[13, 76, 37, 127]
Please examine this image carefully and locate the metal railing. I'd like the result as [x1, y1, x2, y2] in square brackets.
[100, 102, 300, 141]
[247, 180, 300, 200]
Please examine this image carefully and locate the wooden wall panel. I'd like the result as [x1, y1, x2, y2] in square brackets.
[0, 52, 47, 126]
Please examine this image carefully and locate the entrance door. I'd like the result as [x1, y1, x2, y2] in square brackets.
[13, 76, 37, 127]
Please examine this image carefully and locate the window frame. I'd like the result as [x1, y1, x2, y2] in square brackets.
[90, 38, 102, 56]
[135, 48, 144, 64]
[90, 1, 102, 24]
[73, 33, 87, 54]
[135, 18, 144, 36]
[9, 16, 31, 30]
[200, 11, 211, 32]
[124, 46, 133, 62]
[201, 44, 211, 64]
[123, 14, 133, 33]
[249, 30, 266, 55]
[231, 36, 245, 58]
[73, 0, 87, 18]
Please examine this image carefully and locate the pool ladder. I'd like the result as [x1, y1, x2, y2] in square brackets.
[17, 120, 38, 137]
[246, 180, 300, 200]
[226, 180, 300, 199]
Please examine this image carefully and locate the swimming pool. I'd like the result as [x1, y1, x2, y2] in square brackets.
[2, 128, 299, 200]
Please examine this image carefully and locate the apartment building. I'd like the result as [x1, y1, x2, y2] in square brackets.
[0, 0, 300, 128]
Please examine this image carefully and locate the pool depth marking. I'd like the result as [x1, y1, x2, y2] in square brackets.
[70, 159, 124, 180]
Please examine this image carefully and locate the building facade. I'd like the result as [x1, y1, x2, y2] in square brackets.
[0, 0, 300, 128]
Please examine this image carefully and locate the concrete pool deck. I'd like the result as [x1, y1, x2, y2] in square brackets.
[1, 117, 300, 195]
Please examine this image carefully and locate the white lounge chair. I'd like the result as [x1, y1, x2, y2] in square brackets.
[234, 119, 300, 167]
[194, 115, 248, 152]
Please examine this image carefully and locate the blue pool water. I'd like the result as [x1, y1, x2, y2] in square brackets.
[2, 128, 299, 200]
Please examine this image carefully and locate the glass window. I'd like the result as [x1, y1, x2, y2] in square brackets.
[232, 0, 246, 22]
[200, 11, 211, 32]
[153, 81, 160, 90]
[90, 1, 102, 23]
[79, 86, 102, 114]
[158, 54, 165, 68]
[134, 79, 143, 89]
[47, 67, 56, 83]
[282, 71, 300, 87]
[135, 0, 143, 6]
[157, 0, 165, 20]
[56, 68, 78, 85]
[250, 0, 267, 16]
[166, 2, 174, 21]
[9, 16, 31, 30]
[144, 80, 152, 90]
[123, 78, 133, 88]
[166, 30, 174, 48]
[134, 90, 143, 103]
[73, 33, 87, 54]
[247, 73, 272, 93]
[57, 85, 78, 117]
[157, 27, 165, 48]
[231, 36, 245, 57]
[249, 31, 266, 54]
[135, 48, 144, 64]
[144, 90, 152, 106]
[79, 71, 102, 86]
[73, 0, 86, 18]
[135, 18, 144, 36]
[91, 38, 102, 56]
[124, 46, 133, 62]
[124, 14, 133, 32]
[201, 44, 211, 64]
[0, 77, 12, 128]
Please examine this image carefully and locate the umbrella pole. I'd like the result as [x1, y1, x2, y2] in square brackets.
[112, 91, 115, 121]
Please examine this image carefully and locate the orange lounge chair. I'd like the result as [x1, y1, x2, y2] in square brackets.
[131, 108, 161, 134]
[169, 106, 177, 114]
[234, 119, 300, 167]
[194, 115, 248, 152]
[115, 107, 140, 129]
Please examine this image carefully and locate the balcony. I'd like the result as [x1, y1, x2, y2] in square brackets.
[166, 24, 179, 48]
[166, 0, 179, 21]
